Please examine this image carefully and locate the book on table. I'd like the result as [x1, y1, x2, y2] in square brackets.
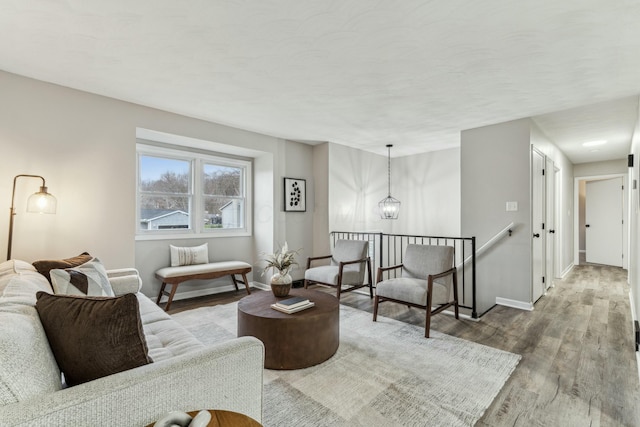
[271, 301, 315, 314]
[274, 296, 310, 310]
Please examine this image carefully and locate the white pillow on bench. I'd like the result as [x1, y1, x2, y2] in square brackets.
[170, 243, 208, 267]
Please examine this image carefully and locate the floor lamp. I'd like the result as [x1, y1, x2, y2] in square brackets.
[7, 174, 57, 260]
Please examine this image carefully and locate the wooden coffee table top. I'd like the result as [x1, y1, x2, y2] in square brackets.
[237, 288, 338, 318]
[237, 288, 340, 369]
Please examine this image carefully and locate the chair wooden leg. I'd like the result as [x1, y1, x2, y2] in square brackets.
[367, 258, 373, 298]
[452, 271, 459, 319]
[336, 283, 341, 300]
[304, 279, 309, 289]
[373, 295, 379, 321]
[231, 274, 240, 291]
[425, 279, 433, 338]
[425, 309, 431, 338]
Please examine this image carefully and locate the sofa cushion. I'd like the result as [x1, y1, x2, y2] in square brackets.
[32, 252, 92, 284]
[137, 294, 205, 362]
[0, 299, 62, 405]
[50, 258, 114, 297]
[0, 260, 52, 307]
[35, 292, 152, 387]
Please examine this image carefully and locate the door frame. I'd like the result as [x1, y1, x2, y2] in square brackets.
[531, 147, 546, 303]
[573, 173, 628, 267]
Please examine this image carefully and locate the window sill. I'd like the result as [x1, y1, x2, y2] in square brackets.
[135, 230, 251, 241]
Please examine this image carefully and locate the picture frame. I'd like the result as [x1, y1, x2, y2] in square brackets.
[284, 177, 306, 212]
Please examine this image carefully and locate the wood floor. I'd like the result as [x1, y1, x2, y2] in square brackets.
[167, 264, 640, 426]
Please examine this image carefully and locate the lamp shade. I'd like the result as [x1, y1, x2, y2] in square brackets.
[26, 186, 57, 214]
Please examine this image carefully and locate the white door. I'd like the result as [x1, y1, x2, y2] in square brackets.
[585, 177, 623, 266]
[531, 148, 546, 302]
[545, 159, 555, 290]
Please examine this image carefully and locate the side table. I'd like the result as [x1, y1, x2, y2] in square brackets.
[146, 410, 262, 427]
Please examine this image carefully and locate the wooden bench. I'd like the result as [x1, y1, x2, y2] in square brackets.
[155, 261, 252, 311]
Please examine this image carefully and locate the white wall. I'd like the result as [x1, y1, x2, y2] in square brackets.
[393, 148, 461, 236]
[0, 70, 314, 299]
[282, 140, 314, 282]
[574, 159, 627, 177]
[627, 97, 640, 323]
[323, 143, 461, 238]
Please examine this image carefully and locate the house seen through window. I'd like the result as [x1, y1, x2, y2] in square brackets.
[137, 144, 250, 235]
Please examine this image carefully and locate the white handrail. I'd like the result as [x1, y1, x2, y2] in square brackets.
[456, 222, 515, 270]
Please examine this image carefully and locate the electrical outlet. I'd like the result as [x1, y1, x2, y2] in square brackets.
[506, 201, 518, 212]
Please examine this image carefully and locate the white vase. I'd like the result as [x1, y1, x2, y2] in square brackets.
[270, 271, 292, 297]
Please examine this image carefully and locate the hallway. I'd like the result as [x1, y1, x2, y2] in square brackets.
[432, 264, 640, 426]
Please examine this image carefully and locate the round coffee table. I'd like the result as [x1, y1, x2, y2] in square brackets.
[237, 289, 339, 370]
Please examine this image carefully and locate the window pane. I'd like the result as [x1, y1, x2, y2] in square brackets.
[140, 155, 190, 194]
[204, 196, 244, 229]
[203, 164, 241, 196]
[139, 196, 191, 230]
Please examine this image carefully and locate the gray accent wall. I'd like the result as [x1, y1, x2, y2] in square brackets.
[461, 119, 532, 313]
[461, 118, 574, 313]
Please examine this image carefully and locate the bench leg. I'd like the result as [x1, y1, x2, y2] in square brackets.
[156, 282, 167, 304]
[241, 273, 251, 295]
[231, 274, 240, 291]
[164, 283, 180, 311]
[157, 282, 180, 312]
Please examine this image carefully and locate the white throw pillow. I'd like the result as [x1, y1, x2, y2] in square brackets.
[50, 258, 114, 297]
[170, 243, 209, 267]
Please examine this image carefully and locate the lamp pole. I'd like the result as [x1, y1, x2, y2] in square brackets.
[7, 174, 50, 261]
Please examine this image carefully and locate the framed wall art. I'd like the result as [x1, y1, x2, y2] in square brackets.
[284, 177, 306, 212]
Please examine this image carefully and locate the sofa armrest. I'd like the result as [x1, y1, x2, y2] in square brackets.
[0, 336, 264, 426]
[107, 268, 142, 295]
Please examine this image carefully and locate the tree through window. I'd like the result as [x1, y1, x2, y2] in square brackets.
[137, 146, 249, 234]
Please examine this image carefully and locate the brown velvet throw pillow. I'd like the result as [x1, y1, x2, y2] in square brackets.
[32, 252, 93, 284]
[35, 292, 152, 386]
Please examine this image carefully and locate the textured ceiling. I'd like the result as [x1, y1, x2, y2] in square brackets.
[0, 1, 639, 161]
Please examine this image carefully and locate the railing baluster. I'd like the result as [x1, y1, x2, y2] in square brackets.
[329, 230, 478, 318]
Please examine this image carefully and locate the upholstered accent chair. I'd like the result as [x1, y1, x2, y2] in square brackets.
[373, 244, 459, 338]
[304, 239, 373, 299]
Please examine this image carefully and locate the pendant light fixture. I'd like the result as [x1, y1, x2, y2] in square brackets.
[378, 144, 401, 219]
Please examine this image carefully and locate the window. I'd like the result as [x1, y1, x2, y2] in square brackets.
[137, 143, 251, 237]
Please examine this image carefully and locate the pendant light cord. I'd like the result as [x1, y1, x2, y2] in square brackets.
[387, 144, 392, 197]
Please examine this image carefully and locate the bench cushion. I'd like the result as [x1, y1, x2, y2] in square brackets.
[156, 261, 251, 279]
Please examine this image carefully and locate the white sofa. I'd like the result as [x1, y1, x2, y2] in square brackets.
[0, 260, 264, 426]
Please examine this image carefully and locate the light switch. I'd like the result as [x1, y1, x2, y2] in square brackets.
[506, 201, 518, 212]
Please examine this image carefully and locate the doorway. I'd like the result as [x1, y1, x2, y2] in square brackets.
[575, 174, 628, 267]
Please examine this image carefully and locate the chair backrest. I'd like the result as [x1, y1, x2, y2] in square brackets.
[331, 239, 369, 268]
[402, 245, 454, 285]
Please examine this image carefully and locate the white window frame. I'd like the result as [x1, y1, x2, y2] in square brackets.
[136, 143, 252, 240]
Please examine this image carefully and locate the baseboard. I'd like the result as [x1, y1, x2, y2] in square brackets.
[252, 282, 270, 291]
[495, 297, 533, 311]
[560, 263, 574, 279]
[166, 281, 262, 302]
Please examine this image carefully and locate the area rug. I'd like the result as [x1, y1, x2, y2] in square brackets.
[172, 303, 520, 427]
